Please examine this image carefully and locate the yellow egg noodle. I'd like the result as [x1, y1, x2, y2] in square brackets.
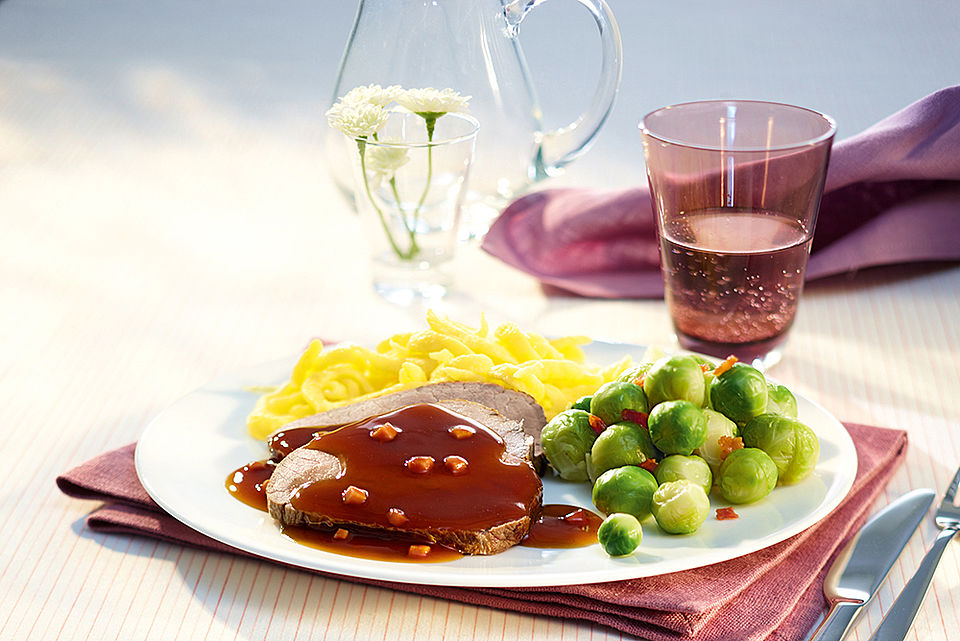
[246, 311, 633, 440]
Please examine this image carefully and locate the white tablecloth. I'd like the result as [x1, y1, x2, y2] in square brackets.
[2, 1, 958, 639]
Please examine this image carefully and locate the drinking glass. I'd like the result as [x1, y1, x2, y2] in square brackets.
[343, 110, 479, 305]
[641, 100, 836, 369]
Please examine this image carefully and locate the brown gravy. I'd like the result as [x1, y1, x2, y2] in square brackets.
[289, 404, 541, 532]
[522, 504, 602, 549]
[225, 404, 603, 562]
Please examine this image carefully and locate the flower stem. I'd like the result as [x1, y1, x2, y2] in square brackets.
[357, 138, 406, 260]
[410, 113, 438, 242]
[389, 177, 419, 257]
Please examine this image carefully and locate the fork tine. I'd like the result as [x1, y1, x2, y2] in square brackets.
[942, 467, 960, 506]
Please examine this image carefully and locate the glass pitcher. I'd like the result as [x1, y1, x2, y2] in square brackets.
[327, 0, 622, 237]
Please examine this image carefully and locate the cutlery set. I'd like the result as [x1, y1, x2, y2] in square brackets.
[810, 466, 960, 641]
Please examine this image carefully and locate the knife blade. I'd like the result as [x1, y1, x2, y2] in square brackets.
[808, 488, 935, 641]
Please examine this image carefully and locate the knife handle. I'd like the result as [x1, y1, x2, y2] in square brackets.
[867, 527, 958, 641]
[809, 600, 863, 641]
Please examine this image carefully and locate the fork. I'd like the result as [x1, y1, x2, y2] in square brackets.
[867, 466, 960, 641]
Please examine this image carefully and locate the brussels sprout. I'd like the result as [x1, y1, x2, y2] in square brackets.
[655, 454, 712, 496]
[647, 400, 708, 455]
[710, 363, 769, 425]
[570, 395, 593, 412]
[592, 465, 659, 521]
[540, 409, 597, 481]
[689, 355, 717, 368]
[590, 381, 648, 426]
[764, 384, 798, 418]
[718, 447, 778, 504]
[643, 355, 706, 407]
[741, 414, 820, 484]
[617, 362, 653, 384]
[597, 513, 643, 556]
[589, 421, 660, 481]
[695, 409, 740, 478]
[650, 479, 711, 534]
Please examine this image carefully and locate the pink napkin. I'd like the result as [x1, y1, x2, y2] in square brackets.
[481, 86, 960, 298]
[58, 422, 907, 641]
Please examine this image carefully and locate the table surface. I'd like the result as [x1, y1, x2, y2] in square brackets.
[2, 1, 959, 640]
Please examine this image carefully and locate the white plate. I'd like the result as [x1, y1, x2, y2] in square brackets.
[136, 341, 857, 587]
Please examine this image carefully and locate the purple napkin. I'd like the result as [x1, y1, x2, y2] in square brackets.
[481, 86, 960, 298]
[58, 423, 907, 641]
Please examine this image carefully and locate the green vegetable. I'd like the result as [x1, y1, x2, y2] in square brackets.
[540, 409, 597, 482]
[650, 479, 711, 534]
[597, 513, 643, 556]
[764, 384, 798, 418]
[647, 400, 708, 455]
[592, 465, 659, 521]
[741, 414, 820, 484]
[642, 355, 706, 407]
[710, 363, 769, 425]
[590, 381, 648, 426]
[695, 409, 739, 478]
[617, 362, 653, 384]
[655, 454, 713, 495]
[570, 395, 593, 412]
[718, 447, 778, 504]
[589, 421, 659, 481]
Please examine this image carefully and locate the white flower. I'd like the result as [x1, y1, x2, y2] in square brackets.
[341, 84, 403, 107]
[396, 87, 471, 114]
[365, 142, 410, 181]
[326, 100, 389, 138]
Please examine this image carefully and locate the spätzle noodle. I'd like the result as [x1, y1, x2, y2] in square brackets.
[246, 311, 633, 440]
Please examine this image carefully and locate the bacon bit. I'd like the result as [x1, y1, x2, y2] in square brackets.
[718, 435, 744, 459]
[713, 355, 739, 377]
[370, 422, 400, 442]
[448, 425, 476, 440]
[341, 485, 369, 505]
[443, 455, 469, 475]
[405, 455, 435, 474]
[333, 528, 350, 540]
[716, 507, 740, 521]
[407, 544, 432, 558]
[621, 409, 649, 428]
[639, 459, 658, 472]
[588, 414, 606, 435]
[387, 508, 408, 527]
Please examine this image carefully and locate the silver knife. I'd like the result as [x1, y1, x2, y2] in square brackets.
[808, 488, 935, 641]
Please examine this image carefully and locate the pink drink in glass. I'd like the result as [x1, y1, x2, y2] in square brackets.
[641, 101, 835, 368]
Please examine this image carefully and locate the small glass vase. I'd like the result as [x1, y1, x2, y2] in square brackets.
[344, 109, 480, 305]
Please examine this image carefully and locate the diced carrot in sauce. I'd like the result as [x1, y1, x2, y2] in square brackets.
[341, 485, 369, 505]
[716, 507, 739, 520]
[639, 459, 658, 472]
[387, 508, 408, 527]
[448, 425, 476, 440]
[718, 435, 744, 459]
[443, 455, 469, 475]
[588, 414, 606, 435]
[405, 455, 435, 474]
[333, 528, 350, 540]
[712, 355, 739, 377]
[621, 409, 649, 428]
[408, 544, 432, 558]
[370, 422, 400, 442]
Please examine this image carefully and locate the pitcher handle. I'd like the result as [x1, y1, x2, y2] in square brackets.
[505, 0, 623, 176]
